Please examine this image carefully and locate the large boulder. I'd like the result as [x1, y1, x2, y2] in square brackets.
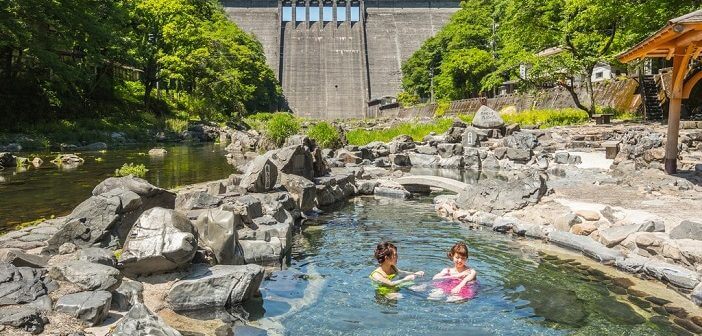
[166, 264, 264, 311]
[110, 303, 182, 336]
[472, 105, 504, 129]
[49, 260, 121, 291]
[281, 174, 317, 212]
[670, 220, 702, 240]
[119, 208, 197, 276]
[269, 145, 315, 180]
[54, 290, 112, 326]
[0, 263, 49, 306]
[239, 155, 278, 193]
[45, 177, 175, 252]
[455, 174, 547, 215]
[0, 305, 47, 334]
[112, 278, 144, 311]
[548, 231, 624, 263]
[175, 191, 222, 211]
[194, 206, 243, 265]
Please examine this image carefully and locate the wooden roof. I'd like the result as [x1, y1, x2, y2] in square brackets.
[619, 9, 702, 63]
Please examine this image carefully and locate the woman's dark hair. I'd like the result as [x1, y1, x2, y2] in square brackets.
[448, 242, 469, 259]
[374, 241, 397, 264]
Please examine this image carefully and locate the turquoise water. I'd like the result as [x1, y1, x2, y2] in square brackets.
[257, 196, 680, 335]
[0, 143, 234, 230]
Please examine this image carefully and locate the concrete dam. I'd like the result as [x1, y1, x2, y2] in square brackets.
[223, 0, 460, 119]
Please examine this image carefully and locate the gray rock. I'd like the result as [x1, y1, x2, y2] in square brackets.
[0, 305, 46, 334]
[554, 213, 581, 232]
[54, 290, 112, 326]
[437, 143, 463, 158]
[415, 145, 438, 155]
[444, 126, 465, 143]
[175, 191, 222, 211]
[438, 156, 464, 168]
[49, 260, 121, 291]
[271, 145, 315, 180]
[614, 254, 648, 273]
[643, 260, 700, 289]
[504, 131, 538, 150]
[148, 148, 167, 156]
[77, 248, 116, 267]
[506, 148, 532, 162]
[692, 282, 702, 306]
[639, 220, 665, 233]
[374, 186, 411, 199]
[0, 249, 48, 268]
[281, 174, 316, 212]
[554, 152, 570, 164]
[46, 177, 175, 252]
[481, 154, 501, 170]
[472, 105, 504, 129]
[356, 180, 379, 195]
[230, 195, 264, 224]
[166, 264, 264, 311]
[408, 153, 439, 167]
[111, 279, 144, 311]
[238, 239, 284, 264]
[548, 231, 624, 263]
[670, 220, 702, 240]
[110, 303, 182, 336]
[599, 223, 644, 247]
[239, 155, 278, 192]
[492, 217, 516, 233]
[389, 153, 411, 167]
[119, 208, 197, 276]
[455, 174, 547, 215]
[58, 242, 78, 254]
[194, 207, 243, 265]
[0, 263, 48, 305]
[335, 149, 362, 164]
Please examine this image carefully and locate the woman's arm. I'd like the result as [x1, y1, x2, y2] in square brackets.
[451, 269, 477, 294]
[395, 266, 424, 278]
[371, 272, 415, 286]
[432, 268, 453, 280]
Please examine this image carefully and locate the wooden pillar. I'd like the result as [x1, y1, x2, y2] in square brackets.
[665, 46, 693, 174]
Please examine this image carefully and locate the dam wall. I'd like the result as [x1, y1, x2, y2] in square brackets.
[222, 0, 460, 118]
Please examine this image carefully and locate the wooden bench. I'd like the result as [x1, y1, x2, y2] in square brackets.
[592, 114, 613, 125]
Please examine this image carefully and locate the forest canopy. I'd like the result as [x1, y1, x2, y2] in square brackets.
[0, 0, 281, 128]
[400, 0, 702, 115]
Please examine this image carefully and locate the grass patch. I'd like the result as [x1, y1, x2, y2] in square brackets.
[347, 118, 454, 146]
[245, 112, 301, 146]
[307, 122, 341, 149]
[115, 163, 148, 177]
[496, 108, 590, 128]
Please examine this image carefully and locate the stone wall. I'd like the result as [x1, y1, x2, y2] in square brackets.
[380, 77, 642, 118]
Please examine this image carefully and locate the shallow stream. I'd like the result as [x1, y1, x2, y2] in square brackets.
[0, 143, 233, 230]
[254, 196, 684, 335]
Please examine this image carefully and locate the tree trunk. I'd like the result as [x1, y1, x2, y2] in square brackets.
[584, 67, 596, 117]
[559, 81, 590, 115]
[2, 47, 12, 79]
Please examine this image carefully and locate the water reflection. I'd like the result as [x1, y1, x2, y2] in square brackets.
[0, 143, 233, 229]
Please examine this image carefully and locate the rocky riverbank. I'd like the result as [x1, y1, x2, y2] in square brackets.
[1, 106, 702, 334]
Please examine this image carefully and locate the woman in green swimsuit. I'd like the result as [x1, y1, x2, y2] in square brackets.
[369, 241, 424, 299]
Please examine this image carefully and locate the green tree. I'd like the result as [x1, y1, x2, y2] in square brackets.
[401, 0, 494, 101]
[495, 0, 701, 116]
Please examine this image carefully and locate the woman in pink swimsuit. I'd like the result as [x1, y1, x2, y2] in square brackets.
[431, 242, 477, 301]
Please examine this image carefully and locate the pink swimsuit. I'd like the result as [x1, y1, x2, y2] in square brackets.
[434, 269, 477, 299]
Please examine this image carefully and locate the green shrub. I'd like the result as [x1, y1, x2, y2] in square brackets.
[501, 108, 589, 128]
[307, 122, 341, 149]
[165, 118, 189, 133]
[265, 113, 300, 146]
[243, 112, 275, 132]
[397, 92, 420, 107]
[434, 101, 451, 117]
[115, 163, 148, 177]
[457, 113, 474, 124]
[347, 118, 454, 146]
